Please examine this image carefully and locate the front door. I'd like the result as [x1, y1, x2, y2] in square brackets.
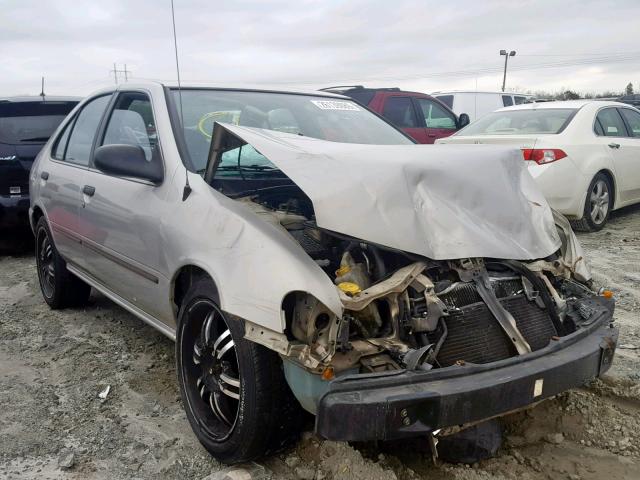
[380, 95, 427, 143]
[414, 98, 458, 143]
[77, 90, 170, 321]
[595, 107, 640, 205]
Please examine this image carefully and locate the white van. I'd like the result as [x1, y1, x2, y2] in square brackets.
[432, 91, 535, 122]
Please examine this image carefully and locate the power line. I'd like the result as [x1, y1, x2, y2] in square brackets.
[110, 63, 131, 84]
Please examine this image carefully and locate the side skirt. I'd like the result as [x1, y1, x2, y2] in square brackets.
[67, 263, 176, 341]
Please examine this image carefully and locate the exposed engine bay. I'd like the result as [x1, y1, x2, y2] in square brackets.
[232, 186, 605, 375]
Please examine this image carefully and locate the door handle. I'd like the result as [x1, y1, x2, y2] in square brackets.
[427, 133, 436, 137]
[40, 171, 49, 180]
[608, 142, 620, 149]
[82, 185, 96, 197]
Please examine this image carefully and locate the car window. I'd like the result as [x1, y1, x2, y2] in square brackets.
[51, 120, 73, 160]
[595, 108, 628, 137]
[435, 95, 454, 109]
[102, 92, 158, 161]
[457, 108, 576, 135]
[64, 95, 111, 166]
[382, 97, 418, 128]
[0, 101, 76, 144]
[619, 108, 640, 138]
[502, 95, 514, 107]
[416, 99, 457, 130]
[343, 89, 376, 106]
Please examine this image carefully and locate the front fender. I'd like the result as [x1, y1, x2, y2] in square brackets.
[163, 175, 342, 333]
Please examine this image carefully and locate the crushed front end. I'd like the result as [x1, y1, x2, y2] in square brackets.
[267, 230, 617, 441]
[207, 123, 618, 442]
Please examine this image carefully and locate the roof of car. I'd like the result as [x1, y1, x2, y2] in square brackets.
[82, 81, 352, 101]
[320, 85, 431, 96]
[432, 90, 534, 96]
[495, 99, 628, 111]
[0, 95, 81, 103]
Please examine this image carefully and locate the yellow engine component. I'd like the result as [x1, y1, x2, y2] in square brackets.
[337, 282, 362, 296]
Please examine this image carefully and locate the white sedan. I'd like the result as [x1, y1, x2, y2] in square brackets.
[436, 100, 640, 231]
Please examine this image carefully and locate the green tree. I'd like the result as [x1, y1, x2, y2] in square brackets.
[563, 90, 580, 100]
[626, 82, 634, 95]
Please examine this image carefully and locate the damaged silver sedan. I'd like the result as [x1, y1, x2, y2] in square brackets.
[29, 83, 618, 463]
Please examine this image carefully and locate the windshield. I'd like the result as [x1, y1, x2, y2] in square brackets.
[171, 89, 412, 173]
[0, 101, 77, 144]
[457, 108, 577, 136]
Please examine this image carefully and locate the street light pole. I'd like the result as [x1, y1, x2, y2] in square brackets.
[500, 50, 516, 92]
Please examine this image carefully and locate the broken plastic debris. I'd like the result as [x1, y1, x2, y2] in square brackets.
[98, 385, 111, 400]
[203, 462, 270, 480]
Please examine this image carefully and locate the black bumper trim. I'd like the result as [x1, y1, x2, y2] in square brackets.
[315, 321, 618, 442]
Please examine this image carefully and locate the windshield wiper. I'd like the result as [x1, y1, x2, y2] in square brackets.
[20, 136, 50, 142]
[216, 164, 280, 171]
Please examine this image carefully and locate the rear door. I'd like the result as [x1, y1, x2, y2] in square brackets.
[616, 107, 640, 202]
[39, 95, 111, 265]
[77, 90, 168, 320]
[414, 98, 458, 142]
[379, 95, 427, 143]
[594, 107, 640, 205]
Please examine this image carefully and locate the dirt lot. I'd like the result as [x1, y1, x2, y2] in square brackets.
[1, 205, 639, 480]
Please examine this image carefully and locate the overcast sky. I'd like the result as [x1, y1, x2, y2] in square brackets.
[1, 0, 639, 97]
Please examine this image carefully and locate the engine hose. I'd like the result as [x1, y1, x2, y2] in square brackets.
[368, 245, 387, 281]
[488, 260, 565, 335]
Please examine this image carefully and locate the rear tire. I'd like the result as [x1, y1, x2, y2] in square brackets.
[570, 173, 613, 232]
[176, 277, 302, 464]
[35, 216, 91, 309]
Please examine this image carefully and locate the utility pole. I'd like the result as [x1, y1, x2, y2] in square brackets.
[110, 63, 132, 84]
[40, 77, 45, 100]
[500, 50, 516, 92]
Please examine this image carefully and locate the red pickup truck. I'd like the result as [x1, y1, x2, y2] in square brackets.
[321, 86, 469, 144]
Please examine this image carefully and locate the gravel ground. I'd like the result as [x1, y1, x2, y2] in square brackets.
[1, 205, 639, 480]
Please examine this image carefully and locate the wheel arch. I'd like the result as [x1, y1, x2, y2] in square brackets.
[30, 204, 46, 233]
[596, 168, 617, 209]
[171, 263, 221, 322]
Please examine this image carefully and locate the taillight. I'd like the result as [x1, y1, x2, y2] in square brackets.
[522, 148, 567, 165]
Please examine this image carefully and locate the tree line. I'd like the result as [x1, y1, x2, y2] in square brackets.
[523, 82, 635, 101]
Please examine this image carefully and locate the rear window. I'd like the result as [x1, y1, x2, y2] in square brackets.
[456, 108, 577, 136]
[342, 89, 377, 106]
[0, 101, 77, 144]
[502, 95, 514, 107]
[435, 95, 454, 108]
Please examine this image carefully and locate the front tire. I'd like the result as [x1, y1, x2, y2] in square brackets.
[176, 277, 302, 464]
[570, 173, 613, 232]
[35, 216, 91, 309]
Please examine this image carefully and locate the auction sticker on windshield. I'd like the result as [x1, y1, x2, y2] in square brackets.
[311, 100, 360, 111]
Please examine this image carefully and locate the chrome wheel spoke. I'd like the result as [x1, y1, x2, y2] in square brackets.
[187, 302, 240, 438]
[193, 342, 202, 365]
[210, 391, 233, 426]
[219, 372, 240, 400]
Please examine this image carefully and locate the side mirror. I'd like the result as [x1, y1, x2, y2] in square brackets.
[94, 144, 163, 184]
[457, 113, 470, 129]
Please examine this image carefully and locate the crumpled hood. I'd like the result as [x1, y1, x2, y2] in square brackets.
[212, 123, 562, 260]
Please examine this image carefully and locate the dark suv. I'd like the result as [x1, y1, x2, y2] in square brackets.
[321, 86, 469, 143]
[0, 96, 79, 231]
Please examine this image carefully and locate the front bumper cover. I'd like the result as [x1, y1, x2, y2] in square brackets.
[316, 304, 617, 442]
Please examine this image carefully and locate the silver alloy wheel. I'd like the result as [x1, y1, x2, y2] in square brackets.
[192, 308, 241, 433]
[589, 179, 610, 225]
[37, 229, 55, 298]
